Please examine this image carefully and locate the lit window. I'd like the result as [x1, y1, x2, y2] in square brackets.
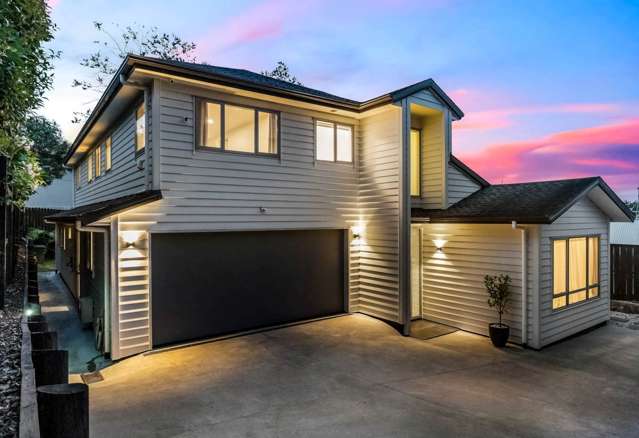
[105, 136, 112, 170]
[74, 167, 80, 190]
[225, 104, 255, 153]
[136, 103, 146, 152]
[87, 152, 94, 182]
[95, 145, 102, 177]
[552, 236, 600, 310]
[315, 121, 353, 163]
[410, 129, 421, 197]
[196, 99, 278, 155]
[258, 111, 278, 154]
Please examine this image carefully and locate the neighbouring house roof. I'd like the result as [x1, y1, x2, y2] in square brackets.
[26, 171, 74, 210]
[610, 221, 639, 245]
[412, 177, 635, 224]
[45, 190, 162, 226]
[449, 155, 490, 188]
[65, 55, 464, 165]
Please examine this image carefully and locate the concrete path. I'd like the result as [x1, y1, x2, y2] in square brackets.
[38, 271, 110, 373]
[88, 314, 639, 437]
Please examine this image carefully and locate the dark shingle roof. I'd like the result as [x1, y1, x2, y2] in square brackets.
[150, 58, 361, 106]
[46, 190, 162, 225]
[412, 177, 634, 224]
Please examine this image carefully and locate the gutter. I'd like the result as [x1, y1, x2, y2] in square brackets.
[512, 221, 527, 346]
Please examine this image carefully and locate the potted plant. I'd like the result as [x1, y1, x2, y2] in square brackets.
[484, 274, 512, 347]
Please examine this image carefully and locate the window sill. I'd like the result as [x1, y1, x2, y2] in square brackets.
[195, 146, 279, 160]
[551, 294, 602, 314]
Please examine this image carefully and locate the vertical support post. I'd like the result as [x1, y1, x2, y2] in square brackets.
[109, 216, 120, 359]
[399, 100, 412, 335]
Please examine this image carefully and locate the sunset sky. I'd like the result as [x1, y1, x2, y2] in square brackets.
[42, 0, 639, 200]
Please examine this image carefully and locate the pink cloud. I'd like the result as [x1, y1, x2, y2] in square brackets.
[458, 118, 639, 198]
[195, 0, 320, 58]
[46, 0, 60, 9]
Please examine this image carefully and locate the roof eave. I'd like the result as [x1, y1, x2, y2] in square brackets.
[389, 79, 464, 119]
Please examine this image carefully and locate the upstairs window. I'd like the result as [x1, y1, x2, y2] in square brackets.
[552, 236, 600, 310]
[87, 152, 94, 182]
[74, 167, 80, 190]
[105, 136, 112, 171]
[95, 144, 102, 178]
[196, 99, 279, 156]
[136, 103, 146, 153]
[315, 120, 353, 163]
[410, 129, 421, 197]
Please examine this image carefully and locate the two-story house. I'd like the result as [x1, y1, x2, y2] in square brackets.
[48, 55, 634, 360]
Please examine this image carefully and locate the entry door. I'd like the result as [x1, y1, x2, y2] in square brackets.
[411, 225, 422, 319]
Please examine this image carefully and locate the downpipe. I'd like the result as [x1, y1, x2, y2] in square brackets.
[512, 221, 527, 346]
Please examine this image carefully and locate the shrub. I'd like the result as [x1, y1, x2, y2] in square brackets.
[484, 274, 512, 326]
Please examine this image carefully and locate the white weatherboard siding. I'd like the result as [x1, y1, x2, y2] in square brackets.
[74, 107, 147, 207]
[355, 106, 402, 322]
[419, 224, 526, 343]
[447, 163, 481, 206]
[538, 197, 610, 347]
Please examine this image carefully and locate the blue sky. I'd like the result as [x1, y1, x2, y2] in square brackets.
[43, 0, 639, 199]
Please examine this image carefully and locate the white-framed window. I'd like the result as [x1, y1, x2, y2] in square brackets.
[74, 167, 80, 190]
[87, 152, 94, 182]
[136, 103, 146, 153]
[410, 129, 421, 197]
[315, 120, 353, 163]
[105, 136, 112, 171]
[196, 99, 279, 156]
[95, 144, 102, 178]
[552, 235, 600, 310]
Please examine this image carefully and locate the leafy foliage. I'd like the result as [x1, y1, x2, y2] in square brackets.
[72, 22, 197, 123]
[0, 0, 56, 206]
[23, 116, 69, 185]
[626, 200, 638, 216]
[261, 61, 302, 85]
[484, 274, 511, 326]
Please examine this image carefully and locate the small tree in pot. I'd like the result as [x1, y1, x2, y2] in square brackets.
[484, 274, 512, 347]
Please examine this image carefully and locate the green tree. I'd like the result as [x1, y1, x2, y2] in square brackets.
[261, 61, 302, 85]
[72, 22, 197, 123]
[0, 0, 56, 205]
[23, 116, 69, 185]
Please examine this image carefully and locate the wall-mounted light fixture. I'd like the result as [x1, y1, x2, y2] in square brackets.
[433, 239, 447, 253]
[351, 224, 364, 241]
[125, 241, 136, 249]
[121, 230, 143, 250]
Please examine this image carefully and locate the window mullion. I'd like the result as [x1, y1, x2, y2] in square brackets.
[333, 124, 337, 162]
[221, 104, 225, 151]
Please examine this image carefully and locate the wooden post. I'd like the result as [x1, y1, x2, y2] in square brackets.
[28, 320, 48, 332]
[37, 383, 89, 438]
[32, 349, 69, 387]
[31, 331, 58, 350]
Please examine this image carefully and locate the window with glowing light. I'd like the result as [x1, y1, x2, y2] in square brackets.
[315, 120, 353, 163]
[552, 236, 599, 310]
[196, 99, 278, 155]
[105, 136, 112, 171]
[410, 129, 421, 197]
[136, 103, 146, 152]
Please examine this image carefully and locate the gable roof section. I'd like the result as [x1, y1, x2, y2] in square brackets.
[412, 177, 635, 224]
[46, 190, 162, 226]
[449, 155, 490, 188]
[65, 55, 463, 164]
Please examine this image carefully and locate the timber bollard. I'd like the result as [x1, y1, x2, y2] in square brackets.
[28, 320, 48, 333]
[37, 383, 89, 438]
[31, 331, 58, 350]
[32, 350, 69, 387]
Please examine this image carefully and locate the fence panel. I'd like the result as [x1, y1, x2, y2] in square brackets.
[611, 244, 639, 301]
[25, 208, 59, 232]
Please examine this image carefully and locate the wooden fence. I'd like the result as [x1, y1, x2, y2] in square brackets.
[610, 244, 639, 301]
[24, 207, 59, 232]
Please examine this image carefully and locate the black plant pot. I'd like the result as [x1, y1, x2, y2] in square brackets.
[489, 323, 510, 348]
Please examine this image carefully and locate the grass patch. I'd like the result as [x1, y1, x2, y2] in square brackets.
[39, 258, 55, 272]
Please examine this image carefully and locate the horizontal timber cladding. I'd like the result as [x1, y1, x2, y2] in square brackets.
[419, 223, 525, 343]
[538, 197, 610, 347]
[447, 163, 481, 206]
[74, 107, 147, 207]
[355, 106, 402, 322]
[150, 230, 346, 346]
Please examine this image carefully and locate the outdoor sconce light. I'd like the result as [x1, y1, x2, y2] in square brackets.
[433, 239, 447, 253]
[351, 225, 364, 241]
[125, 241, 136, 249]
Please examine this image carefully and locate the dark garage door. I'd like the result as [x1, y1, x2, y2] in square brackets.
[151, 229, 346, 346]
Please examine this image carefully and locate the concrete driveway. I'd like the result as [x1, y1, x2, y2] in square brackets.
[87, 315, 639, 437]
